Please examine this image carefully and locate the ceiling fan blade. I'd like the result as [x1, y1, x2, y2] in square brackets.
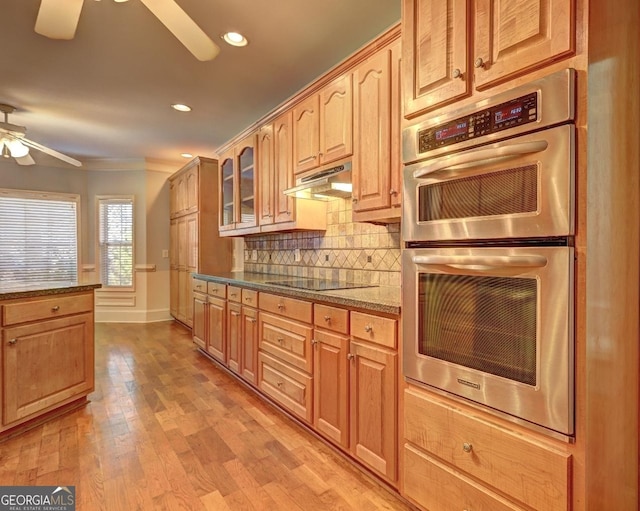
[20, 137, 82, 167]
[138, 0, 220, 61]
[35, 0, 84, 40]
[15, 154, 36, 166]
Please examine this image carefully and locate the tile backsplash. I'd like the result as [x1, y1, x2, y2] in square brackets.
[244, 198, 401, 287]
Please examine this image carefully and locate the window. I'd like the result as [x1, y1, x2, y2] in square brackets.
[0, 189, 79, 285]
[98, 196, 134, 288]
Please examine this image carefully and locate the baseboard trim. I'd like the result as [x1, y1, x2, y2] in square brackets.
[95, 308, 172, 323]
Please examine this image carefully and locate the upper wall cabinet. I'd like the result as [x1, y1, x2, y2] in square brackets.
[403, 0, 575, 118]
[293, 74, 353, 174]
[352, 39, 402, 223]
[219, 134, 259, 236]
[170, 162, 200, 218]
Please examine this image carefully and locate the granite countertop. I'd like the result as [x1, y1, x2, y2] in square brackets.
[0, 281, 102, 301]
[193, 272, 401, 315]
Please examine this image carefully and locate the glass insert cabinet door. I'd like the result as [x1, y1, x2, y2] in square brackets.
[220, 152, 235, 229]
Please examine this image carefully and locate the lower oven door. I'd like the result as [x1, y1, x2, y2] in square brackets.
[402, 245, 574, 435]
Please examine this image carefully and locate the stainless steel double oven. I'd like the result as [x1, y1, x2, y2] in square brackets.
[402, 69, 576, 436]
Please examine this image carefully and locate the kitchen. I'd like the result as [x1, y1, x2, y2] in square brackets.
[0, 0, 638, 510]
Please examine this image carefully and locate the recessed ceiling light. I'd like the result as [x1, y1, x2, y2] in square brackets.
[181, 153, 193, 159]
[222, 32, 248, 47]
[171, 104, 192, 112]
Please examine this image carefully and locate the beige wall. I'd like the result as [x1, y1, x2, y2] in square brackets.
[0, 157, 175, 322]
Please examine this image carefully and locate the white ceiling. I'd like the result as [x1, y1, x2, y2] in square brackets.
[1, 0, 401, 168]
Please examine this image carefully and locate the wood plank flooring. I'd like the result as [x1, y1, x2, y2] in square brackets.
[0, 321, 415, 511]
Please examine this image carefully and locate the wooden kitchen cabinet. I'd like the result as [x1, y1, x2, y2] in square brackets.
[403, 387, 571, 511]
[293, 74, 353, 174]
[206, 296, 226, 363]
[313, 305, 350, 449]
[218, 134, 259, 236]
[192, 279, 207, 350]
[241, 299, 258, 385]
[402, 0, 575, 118]
[257, 112, 327, 234]
[169, 157, 233, 328]
[352, 38, 402, 222]
[227, 300, 242, 374]
[1, 289, 96, 432]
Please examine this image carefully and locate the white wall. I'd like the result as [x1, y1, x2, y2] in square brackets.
[0, 157, 176, 323]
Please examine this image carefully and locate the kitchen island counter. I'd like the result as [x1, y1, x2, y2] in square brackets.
[0, 281, 102, 300]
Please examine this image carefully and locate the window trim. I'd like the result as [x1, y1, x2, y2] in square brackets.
[0, 187, 81, 284]
[96, 194, 135, 291]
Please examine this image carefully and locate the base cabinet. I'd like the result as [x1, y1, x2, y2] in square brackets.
[1, 290, 96, 434]
[207, 296, 226, 363]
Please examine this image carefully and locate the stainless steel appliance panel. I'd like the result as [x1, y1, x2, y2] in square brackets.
[402, 245, 574, 435]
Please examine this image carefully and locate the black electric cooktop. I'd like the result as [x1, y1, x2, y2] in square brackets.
[264, 278, 377, 291]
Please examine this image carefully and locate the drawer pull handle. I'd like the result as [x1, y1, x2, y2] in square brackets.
[462, 442, 473, 453]
[364, 324, 373, 333]
[211, 288, 218, 293]
[248, 318, 257, 324]
[51, 305, 60, 312]
[277, 303, 285, 310]
[245, 297, 252, 302]
[347, 353, 355, 361]
[8, 338, 18, 345]
[277, 337, 284, 344]
[276, 381, 284, 388]
[323, 315, 331, 322]
[231, 293, 237, 298]
[196, 285, 202, 289]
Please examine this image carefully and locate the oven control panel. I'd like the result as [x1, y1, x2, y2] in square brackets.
[418, 92, 538, 153]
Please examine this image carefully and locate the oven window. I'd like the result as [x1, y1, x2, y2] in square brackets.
[418, 165, 538, 222]
[418, 273, 537, 385]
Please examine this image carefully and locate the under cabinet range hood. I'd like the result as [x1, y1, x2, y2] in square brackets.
[284, 161, 352, 200]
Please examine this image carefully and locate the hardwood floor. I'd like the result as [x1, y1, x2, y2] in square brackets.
[0, 321, 414, 511]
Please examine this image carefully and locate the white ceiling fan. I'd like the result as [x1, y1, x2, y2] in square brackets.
[0, 104, 82, 167]
[34, 0, 220, 61]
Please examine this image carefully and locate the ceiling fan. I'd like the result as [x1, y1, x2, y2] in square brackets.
[34, 0, 220, 61]
[0, 104, 82, 167]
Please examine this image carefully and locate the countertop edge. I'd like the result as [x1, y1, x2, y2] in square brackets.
[0, 283, 102, 301]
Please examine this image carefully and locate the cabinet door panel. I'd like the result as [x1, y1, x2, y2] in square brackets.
[402, 0, 470, 117]
[3, 314, 94, 424]
[353, 48, 392, 212]
[227, 301, 242, 374]
[273, 111, 295, 223]
[193, 293, 207, 349]
[474, 0, 574, 89]
[258, 124, 275, 226]
[207, 297, 226, 363]
[293, 95, 320, 174]
[314, 329, 349, 448]
[241, 307, 258, 385]
[349, 340, 397, 482]
[320, 74, 353, 164]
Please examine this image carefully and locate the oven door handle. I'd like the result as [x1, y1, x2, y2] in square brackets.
[411, 254, 548, 271]
[413, 140, 549, 179]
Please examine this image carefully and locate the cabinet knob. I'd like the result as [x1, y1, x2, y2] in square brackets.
[389, 189, 398, 196]
[286, 211, 291, 215]
[364, 324, 373, 333]
[8, 338, 18, 345]
[277, 303, 285, 310]
[474, 57, 486, 69]
[352, 197, 358, 203]
[311, 339, 318, 346]
[211, 288, 218, 293]
[462, 442, 473, 453]
[276, 381, 284, 388]
[347, 353, 355, 361]
[277, 337, 285, 344]
[246, 297, 252, 302]
[248, 318, 257, 324]
[51, 305, 60, 312]
[452, 68, 463, 79]
[323, 315, 331, 322]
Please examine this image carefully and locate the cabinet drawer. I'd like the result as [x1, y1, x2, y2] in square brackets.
[227, 285, 242, 303]
[207, 281, 226, 298]
[258, 351, 313, 423]
[3, 293, 93, 326]
[259, 312, 313, 373]
[193, 278, 207, 294]
[242, 288, 258, 307]
[404, 388, 571, 511]
[404, 444, 526, 511]
[313, 304, 349, 334]
[259, 293, 312, 323]
[350, 311, 396, 348]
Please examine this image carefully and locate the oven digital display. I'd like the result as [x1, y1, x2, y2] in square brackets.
[494, 103, 524, 124]
[435, 121, 468, 141]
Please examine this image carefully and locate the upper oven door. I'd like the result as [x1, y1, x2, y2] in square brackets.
[402, 124, 575, 242]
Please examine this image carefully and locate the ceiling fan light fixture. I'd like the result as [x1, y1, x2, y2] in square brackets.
[222, 31, 248, 47]
[8, 139, 30, 158]
[171, 103, 192, 112]
[1, 143, 10, 159]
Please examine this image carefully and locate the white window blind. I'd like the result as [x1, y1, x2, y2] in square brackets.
[98, 197, 133, 287]
[0, 192, 79, 285]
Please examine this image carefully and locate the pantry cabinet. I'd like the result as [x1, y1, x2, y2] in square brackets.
[402, 0, 575, 118]
[352, 38, 402, 222]
[168, 157, 233, 328]
[293, 74, 353, 174]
